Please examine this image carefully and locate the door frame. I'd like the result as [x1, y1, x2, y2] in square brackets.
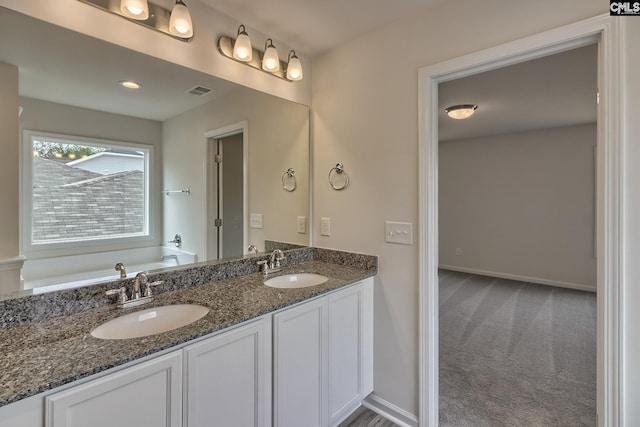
[418, 14, 623, 427]
[203, 121, 249, 261]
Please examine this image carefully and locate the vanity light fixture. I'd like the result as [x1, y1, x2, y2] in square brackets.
[78, 0, 194, 41]
[286, 50, 303, 81]
[120, 0, 149, 20]
[445, 104, 477, 119]
[169, 0, 194, 38]
[217, 31, 303, 82]
[262, 39, 280, 72]
[233, 25, 253, 62]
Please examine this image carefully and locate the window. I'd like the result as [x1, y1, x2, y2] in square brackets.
[22, 131, 153, 253]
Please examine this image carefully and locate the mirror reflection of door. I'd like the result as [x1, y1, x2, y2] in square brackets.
[208, 133, 244, 260]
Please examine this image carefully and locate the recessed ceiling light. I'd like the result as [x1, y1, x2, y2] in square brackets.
[120, 80, 142, 89]
[445, 104, 477, 119]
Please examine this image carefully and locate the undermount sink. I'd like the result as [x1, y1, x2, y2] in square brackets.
[264, 273, 328, 289]
[91, 304, 210, 340]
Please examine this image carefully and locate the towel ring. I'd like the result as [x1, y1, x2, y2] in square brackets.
[328, 163, 349, 190]
[282, 168, 296, 192]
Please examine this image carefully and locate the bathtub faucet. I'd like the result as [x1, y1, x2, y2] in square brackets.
[168, 234, 182, 248]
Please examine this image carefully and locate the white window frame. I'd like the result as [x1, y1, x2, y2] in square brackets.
[21, 130, 155, 258]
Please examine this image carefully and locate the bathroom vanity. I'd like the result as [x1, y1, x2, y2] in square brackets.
[0, 247, 376, 427]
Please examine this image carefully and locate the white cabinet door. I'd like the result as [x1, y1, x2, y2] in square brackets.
[273, 297, 328, 427]
[0, 394, 44, 427]
[45, 351, 182, 427]
[183, 317, 271, 427]
[328, 279, 374, 426]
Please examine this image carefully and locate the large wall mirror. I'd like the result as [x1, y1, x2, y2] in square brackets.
[0, 7, 310, 294]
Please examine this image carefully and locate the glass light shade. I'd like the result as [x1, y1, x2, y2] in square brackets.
[233, 32, 253, 62]
[120, 80, 142, 89]
[445, 104, 477, 119]
[262, 40, 280, 72]
[169, 1, 193, 38]
[286, 52, 303, 81]
[120, 0, 149, 20]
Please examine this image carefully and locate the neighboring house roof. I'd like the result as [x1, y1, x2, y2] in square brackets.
[66, 151, 145, 175]
[32, 157, 144, 242]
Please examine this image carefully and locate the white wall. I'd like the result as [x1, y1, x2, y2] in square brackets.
[162, 86, 309, 259]
[18, 97, 163, 257]
[311, 0, 608, 418]
[439, 124, 597, 290]
[0, 0, 311, 106]
[622, 18, 640, 426]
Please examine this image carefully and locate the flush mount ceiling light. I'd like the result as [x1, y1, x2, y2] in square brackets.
[78, 0, 194, 41]
[233, 25, 253, 62]
[120, 0, 149, 20]
[120, 80, 142, 89]
[169, 0, 193, 38]
[217, 30, 303, 82]
[445, 104, 478, 119]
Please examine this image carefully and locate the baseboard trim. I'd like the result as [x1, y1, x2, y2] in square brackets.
[439, 265, 596, 293]
[362, 393, 418, 427]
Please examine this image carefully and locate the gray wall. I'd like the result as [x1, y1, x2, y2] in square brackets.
[311, 0, 608, 418]
[0, 62, 20, 293]
[439, 124, 597, 290]
[162, 86, 309, 260]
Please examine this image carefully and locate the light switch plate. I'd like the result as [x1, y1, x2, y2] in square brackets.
[297, 216, 307, 234]
[250, 213, 263, 229]
[385, 221, 413, 245]
[320, 217, 331, 236]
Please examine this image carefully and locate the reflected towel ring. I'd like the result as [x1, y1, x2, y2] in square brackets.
[328, 163, 349, 190]
[282, 168, 296, 192]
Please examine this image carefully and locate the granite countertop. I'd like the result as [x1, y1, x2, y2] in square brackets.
[0, 259, 375, 407]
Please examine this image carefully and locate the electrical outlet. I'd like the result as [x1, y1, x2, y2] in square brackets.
[455, 247, 462, 256]
[250, 213, 263, 229]
[297, 216, 307, 234]
[321, 217, 331, 236]
[385, 221, 413, 245]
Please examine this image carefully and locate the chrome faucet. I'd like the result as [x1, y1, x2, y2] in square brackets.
[256, 250, 286, 276]
[132, 272, 147, 299]
[270, 249, 285, 269]
[168, 234, 182, 248]
[115, 262, 127, 279]
[106, 272, 163, 308]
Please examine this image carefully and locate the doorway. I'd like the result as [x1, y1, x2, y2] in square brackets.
[418, 16, 623, 427]
[437, 44, 598, 426]
[205, 122, 248, 261]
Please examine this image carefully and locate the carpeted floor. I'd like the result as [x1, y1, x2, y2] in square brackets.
[338, 406, 400, 427]
[439, 270, 597, 426]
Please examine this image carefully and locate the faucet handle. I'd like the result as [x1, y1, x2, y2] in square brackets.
[257, 260, 268, 274]
[144, 280, 163, 297]
[106, 287, 128, 304]
[275, 256, 286, 268]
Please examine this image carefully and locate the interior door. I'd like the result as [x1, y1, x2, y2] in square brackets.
[207, 133, 244, 260]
